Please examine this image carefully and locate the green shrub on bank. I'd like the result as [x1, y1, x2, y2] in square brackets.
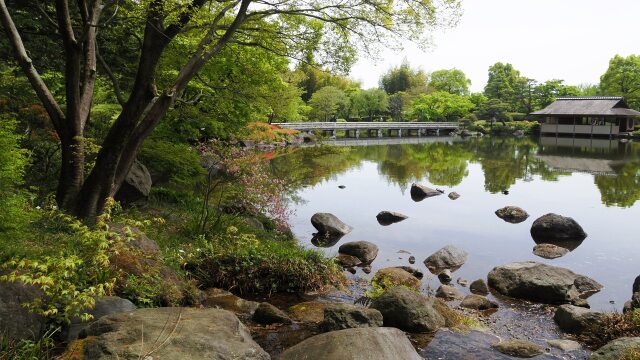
[185, 227, 345, 295]
[472, 120, 540, 135]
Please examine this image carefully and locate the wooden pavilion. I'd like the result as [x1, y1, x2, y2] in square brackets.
[530, 96, 640, 137]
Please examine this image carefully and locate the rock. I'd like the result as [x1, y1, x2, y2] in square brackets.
[492, 339, 544, 358]
[438, 269, 453, 283]
[460, 294, 499, 310]
[288, 301, 326, 323]
[408, 256, 416, 264]
[372, 267, 421, 290]
[253, 302, 292, 325]
[114, 159, 152, 205]
[0, 280, 46, 342]
[320, 303, 383, 331]
[574, 275, 604, 298]
[435, 285, 465, 301]
[311, 212, 353, 236]
[338, 241, 379, 265]
[278, 327, 422, 360]
[110, 224, 161, 257]
[547, 339, 582, 352]
[335, 254, 362, 268]
[244, 217, 265, 231]
[495, 206, 529, 224]
[410, 183, 443, 201]
[470, 279, 490, 295]
[533, 243, 570, 259]
[530, 213, 587, 243]
[424, 245, 468, 273]
[202, 288, 259, 315]
[66, 296, 137, 342]
[553, 304, 607, 334]
[346, 267, 356, 274]
[448, 192, 461, 200]
[633, 276, 640, 293]
[394, 266, 424, 280]
[487, 261, 602, 304]
[77, 308, 269, 359]
[362, 265, 372, 274]
[376, 211, 408, 225]
[311, 232, 343, 247]
[370, 287, 445, 333]
[624, 300, 634, 313]
[457, 278, 469, 287]
[589, 337, 640, 360]
[338, 185, 346, 189]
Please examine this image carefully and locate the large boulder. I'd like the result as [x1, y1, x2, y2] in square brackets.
[278, 327, 422, 360]
[338, 241, 379, 265]
[65, 296, 137, 342]
[0, 280, 46, 342]
[424, 245, 468, 273]
[311, 213, 353, 236]
[495, 206, 529, 224]
[553, 304, 607, 334]
[589, 337, 640, 360]
[372, 268, 421, 291]
[410, 183, 442, 201]
[320, 303, 383, 331]
[370, 287, 445, 333]
[202, 288, 259, 315]
[75, 308, 269, 359]
[376, 211, 408, 226]
[114, 159, 152, 205]
[487, 262, 602, 304]
[530, 213, 587, 243]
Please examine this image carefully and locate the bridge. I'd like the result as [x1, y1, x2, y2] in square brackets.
[273, 121, 459, 138]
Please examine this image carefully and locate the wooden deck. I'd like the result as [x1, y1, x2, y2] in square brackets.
[273, 122, 459, 138]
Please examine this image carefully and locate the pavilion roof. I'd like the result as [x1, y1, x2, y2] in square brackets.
[530, 97, 640, 117]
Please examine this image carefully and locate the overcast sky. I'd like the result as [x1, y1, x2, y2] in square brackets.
[349, 0, 640, 92]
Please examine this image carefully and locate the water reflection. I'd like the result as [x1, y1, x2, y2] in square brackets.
[272, 136, 640, 208]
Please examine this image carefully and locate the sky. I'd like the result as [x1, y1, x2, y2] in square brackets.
[348, 0, 640, 92]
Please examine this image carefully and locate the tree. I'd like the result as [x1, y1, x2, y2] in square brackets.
[380, 61, 428, 95]
[600, 54, 640, 109]
[352, 88, 388, 120]
[0, 0, 461, 218]
[533, 79, 579, 110]
[409, 91, 474, 122]
[308, 86, 349, 121]
[428, 68, 470, 95]
[483, 62, 527, 112]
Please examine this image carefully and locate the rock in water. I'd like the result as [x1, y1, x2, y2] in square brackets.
[460, 295, 499, 311]
[448, 192, 461, 200]
[533, 243, 570, 259]
[435, 285, 465, 301]
[338, 241, 379, 264]
[553, 304, 607, 334]
[311, 213, 353, 236]
[470, 279, 490, 295]
[278, 327, 423, 360]
[410, 183, 442, 201]
[408, 256, 416, 264]
[376, 211, 408, 225]
[253, 302, 292, 325]
[492, 339, 544, 358]
[487, 261, 602, 304]
[335, 254, 362, 268]
[394, 266, 424, 280]
[114, 159, 152, 205]
[320, 303, 383, 331]
[372, 267, 421, 290]
[76, 308, 270, 359]
[530, 213, 587, 242]
[495, 206, 529, 223]
[424, 245, 468, 273]
[370, 287, 445, 333]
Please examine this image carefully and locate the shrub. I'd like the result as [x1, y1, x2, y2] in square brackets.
[577, 309, 640, 350]
[139, 138, 205, 187]
[185, 227, 345, 295]
[0, 118, 31, 232]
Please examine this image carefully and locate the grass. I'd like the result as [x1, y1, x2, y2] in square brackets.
[576, 309, 640, 350]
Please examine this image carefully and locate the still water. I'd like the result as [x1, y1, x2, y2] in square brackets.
[272, 136, 640, 311]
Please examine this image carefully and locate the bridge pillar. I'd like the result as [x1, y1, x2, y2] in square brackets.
[355, 129, 360, 138]
[331, 129, 336, 138]
[398, 129, 402, 137]
[417, 129, 422, 137]
[377, 129, 382, 138]
[436, 128, 440, 136]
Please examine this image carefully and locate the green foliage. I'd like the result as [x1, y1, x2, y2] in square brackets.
[0, 201, 120, 325]
[600, 54, 640, 110]
[0, 327, 58, 360]
[380, 61, 428, 95]
[0, 118, 32, 233]
[186, 227, 345, 295]
[139, 139, 205, 188]
[409, 91, 474, 121]
[472, 120, 539, 135]
[308, 86, 350, 121]
[351, 88, 389, 120]
[428, 68, 471, 95]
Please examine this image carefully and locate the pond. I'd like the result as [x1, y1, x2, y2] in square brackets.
[271, 136, 640, 313]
